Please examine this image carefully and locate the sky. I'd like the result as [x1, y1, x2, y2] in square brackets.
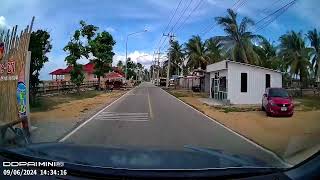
[0, 0, 319, 80]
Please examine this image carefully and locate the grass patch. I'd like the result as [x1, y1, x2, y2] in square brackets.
[213, 106, 260, 113]
[295, 96, 320, 111]
[167, 89, 209, 98]
[31, 91, 102, 112]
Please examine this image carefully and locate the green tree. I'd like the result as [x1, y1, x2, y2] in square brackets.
[90, 31, 116, 89]
[28, 30, 52, 105]
[168, 40, 184, 75]
[124, 58, 137, 80]
[215, 9, 261, 64]
[306, 28, 320, 81]
[64, 21, 97, 93]
[253, 38, 280, 69]
[205, 37, 224, 64]
[117, 60, 124, 69]
[185, 35, 208, 70]
[279, 31, 312, 89]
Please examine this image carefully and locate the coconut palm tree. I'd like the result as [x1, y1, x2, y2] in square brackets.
[205, 37, 224, 64]
[306, 28, 320, 80]
[215, 9, 262, 64]
[185, 35, 208, 70]
[167, 40, 184, 75]
[253, 38, 282, 70]
[279, 31, 312, 88]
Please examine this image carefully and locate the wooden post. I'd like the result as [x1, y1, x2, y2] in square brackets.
[25, 51, 36, 131]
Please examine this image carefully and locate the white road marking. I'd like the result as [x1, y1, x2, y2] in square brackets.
[59, 87, 138, 142]
[95, 112, 149, 121]
[160, 88, 292, 167]
[147, 88, 154, 120]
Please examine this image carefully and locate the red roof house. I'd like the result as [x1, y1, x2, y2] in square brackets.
[49, 62, 124, 81]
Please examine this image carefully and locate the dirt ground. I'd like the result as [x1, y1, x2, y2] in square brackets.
[168, 89, 320, 165]
[30, 90, 126, 143]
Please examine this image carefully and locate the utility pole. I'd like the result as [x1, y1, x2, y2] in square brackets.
[163, 33, 175, 88]
[154, 51, 162, 86]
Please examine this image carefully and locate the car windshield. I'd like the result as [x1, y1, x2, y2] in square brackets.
[269, 89, 289, 98]
[1, 0, 320, 177]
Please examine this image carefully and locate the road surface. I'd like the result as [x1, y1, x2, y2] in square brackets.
[60, 82, 286, 166]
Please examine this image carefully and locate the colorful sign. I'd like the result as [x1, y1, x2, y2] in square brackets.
[0, 42, 4, 60]
[17, 82, 27, 117]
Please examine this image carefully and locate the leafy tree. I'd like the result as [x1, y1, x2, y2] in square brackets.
[117, 60, 124, 69]
[215, 9, 261, 64]
[185, 35, 208, 70]
[90, 31, 115, 88]
[253, 38, 281, 69]
[124, 58, 137, 80]
[28, 30, 52, 105]
[205, 37, 224, 64]
[167, 40, 184, 75]
[64, 21, 97, 94]
[279, 31, 312, 89]
[306, 28, 320, 81]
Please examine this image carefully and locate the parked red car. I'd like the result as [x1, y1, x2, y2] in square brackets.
[262, 88, 294, 117]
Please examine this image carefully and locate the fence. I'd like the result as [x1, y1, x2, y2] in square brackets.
[36, 80, 99, 96]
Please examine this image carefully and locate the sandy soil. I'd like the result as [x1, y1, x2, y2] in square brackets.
[31, 91, 124, 121]
[30, 90, 126, 142]
[179, 96, 320, 164]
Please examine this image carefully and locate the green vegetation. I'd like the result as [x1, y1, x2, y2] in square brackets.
[30, 91, 102, 112]
[29, 30, 52, 105]
[168, 90, 208, 98]
[155, 9, 319, 90]
[295, 96, 320, 111]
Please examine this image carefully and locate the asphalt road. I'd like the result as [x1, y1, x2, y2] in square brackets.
[60, 82, 286, 167]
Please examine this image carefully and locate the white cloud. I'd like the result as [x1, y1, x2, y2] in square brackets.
[106, 27, 115, 33]
[113, 51, 154, 69]
[0, 16, 8, 29]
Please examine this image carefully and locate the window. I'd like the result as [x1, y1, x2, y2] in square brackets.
[219, 77, 227, 92]
[241, 73, 247, 92]
[266, 74, 270, 88]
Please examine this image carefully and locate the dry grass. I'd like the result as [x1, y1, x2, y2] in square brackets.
[30, 90, 125, 122]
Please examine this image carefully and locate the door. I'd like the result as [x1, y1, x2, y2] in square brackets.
[211, 78, 214, 98]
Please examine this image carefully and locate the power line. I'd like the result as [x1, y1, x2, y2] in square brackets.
[153, 0, 183, 55]
[254, 0, 297, 32]
[174, 0, 204, 34]
[159, 0, 194, 51]
[233, 0, 247, 11]
[261, 0, 285, 14]
[201, 0, 247, 37]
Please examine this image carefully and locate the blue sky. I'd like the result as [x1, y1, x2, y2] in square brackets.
[1, 0, 319, 80]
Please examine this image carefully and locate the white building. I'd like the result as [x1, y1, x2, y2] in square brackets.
[206, 60, 282, 105]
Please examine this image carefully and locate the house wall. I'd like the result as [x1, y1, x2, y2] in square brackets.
[64, 74, 71, 81]
[85, 73, 98, 81]
[227, 62, 282, 104]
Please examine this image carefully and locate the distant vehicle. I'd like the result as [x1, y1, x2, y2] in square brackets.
[169, 79, 175, 86]
[262, 88, 294, 117]
[159, 78, 166, 86]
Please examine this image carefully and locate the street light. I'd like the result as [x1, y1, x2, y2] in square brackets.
[125, 29, 148, 80]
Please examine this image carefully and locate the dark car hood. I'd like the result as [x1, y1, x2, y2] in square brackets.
[1, 143, 273, 170]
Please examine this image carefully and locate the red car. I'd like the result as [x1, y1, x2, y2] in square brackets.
[262, 88, 294, 117]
